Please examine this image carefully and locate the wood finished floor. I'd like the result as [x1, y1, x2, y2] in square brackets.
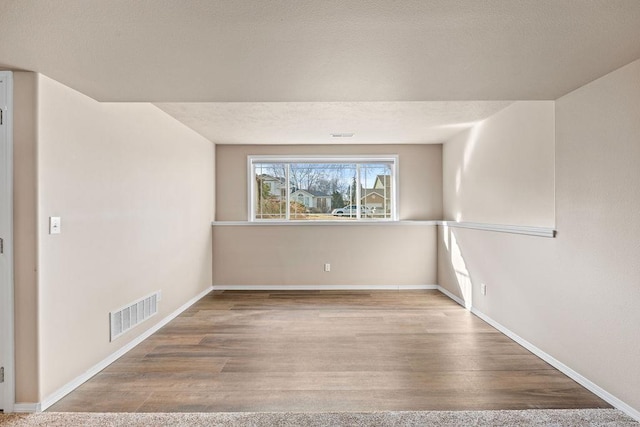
[48, 290, 610, 413]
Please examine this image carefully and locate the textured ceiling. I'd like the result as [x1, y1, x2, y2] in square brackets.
[1, 1, 639, 144]
[154, 101, 512, 144]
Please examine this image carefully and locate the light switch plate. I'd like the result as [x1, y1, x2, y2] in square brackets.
[49, 216, 61, 234]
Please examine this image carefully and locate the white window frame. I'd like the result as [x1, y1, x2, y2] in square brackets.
[248, 155, 399, 222]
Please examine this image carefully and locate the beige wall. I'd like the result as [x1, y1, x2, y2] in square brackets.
[214, 224, 437, 287]
[12, 72, 39, 402]
[213, 144, 441, 288]
[439, 59, 640, 413]
[216, 144, 442, 221]
[34, 75, 214, 399]
[443, 101, 555, 227]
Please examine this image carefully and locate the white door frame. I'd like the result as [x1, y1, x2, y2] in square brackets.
[0, 71, 16, 413]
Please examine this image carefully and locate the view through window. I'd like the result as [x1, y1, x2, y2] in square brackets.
[249, 156, 397, 221]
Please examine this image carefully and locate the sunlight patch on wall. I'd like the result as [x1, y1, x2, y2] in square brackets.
[449, 230, 473, 309]
[463, 121, 484, 171]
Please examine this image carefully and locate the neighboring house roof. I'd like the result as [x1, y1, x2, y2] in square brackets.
[361, 189, 385, 199]
[374, 175, 391, 190]
[305, 189, 331, 197]
[292, 189, 331, 198]
[257, 174, 286, 184]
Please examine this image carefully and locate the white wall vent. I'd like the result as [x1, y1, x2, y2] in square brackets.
[109, 291, 160, 341]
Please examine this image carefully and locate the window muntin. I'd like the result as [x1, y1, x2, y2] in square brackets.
[249, 156, 397, 221]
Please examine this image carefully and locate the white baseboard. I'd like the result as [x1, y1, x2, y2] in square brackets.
[213, 284, 438, 291]
[12, 403, 41, 413]
[436, 286, 639, 422]
[39, 285, 214, 412]
[436, 286, 466, 307]
[468, 306, 640, 423]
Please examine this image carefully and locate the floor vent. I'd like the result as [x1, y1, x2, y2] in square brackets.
[110, 291, 160, 341]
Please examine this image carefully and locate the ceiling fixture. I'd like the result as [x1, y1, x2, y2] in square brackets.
[331, 133, 355, 138]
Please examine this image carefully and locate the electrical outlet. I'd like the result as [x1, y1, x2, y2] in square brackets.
[480, 283, 487, 296]
[324, 263, 331, 272]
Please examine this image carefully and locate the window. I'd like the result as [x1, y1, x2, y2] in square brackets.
[249, 156, 398, 221]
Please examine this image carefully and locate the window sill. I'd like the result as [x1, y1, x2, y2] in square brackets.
[211, 220, 557, 237]
[439, 221, 556, 238]
[211, 220, 438, 226]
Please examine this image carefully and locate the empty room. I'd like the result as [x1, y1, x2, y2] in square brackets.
[0, 1, 639, 426]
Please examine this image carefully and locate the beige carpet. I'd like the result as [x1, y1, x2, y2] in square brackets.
[0, 409, 637, 426]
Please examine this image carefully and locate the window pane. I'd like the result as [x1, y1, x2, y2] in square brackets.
[255, 163, 287, 220]
[289, 163, 357, 220]
[360, 163, 393, 219]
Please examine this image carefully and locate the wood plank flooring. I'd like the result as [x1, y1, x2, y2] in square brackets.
[48, 290, 610, 412]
